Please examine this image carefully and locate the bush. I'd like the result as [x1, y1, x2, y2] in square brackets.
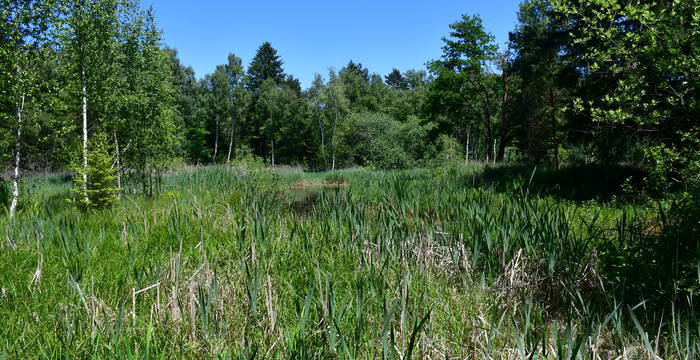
[433, 134, 464, 166]
[230, 145, 265, 174]
[345, 112, 431, 170]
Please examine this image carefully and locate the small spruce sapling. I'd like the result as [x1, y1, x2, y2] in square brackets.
[71, 135, 120, 210]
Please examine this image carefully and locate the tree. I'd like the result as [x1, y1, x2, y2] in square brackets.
[385, 68, 407, 90]
[125, 8, 179, 194]
[246, 42, 284, 94]
[346, 113, 432, 170]
[554, 0, 699, 187]
[208, 65, 232, 162]
[510, 0, 574, 167]
[167, 48, 208, 163]
[59, 0, 121, 203]
[71, 135, 119, 210]
[258, 79, 312, 166]
[338, 61, 372, 112]
[427, 14, 503, 163]
[384, 69, 429, 122]
[0, 0, 54, 217]
[319, 70, 350, 170]
[224, 53, 250, 165]
[307, 73, 334, 168]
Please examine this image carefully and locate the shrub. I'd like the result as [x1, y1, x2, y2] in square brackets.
[345, 112, 431, 170]
[434, 134, 464, 166]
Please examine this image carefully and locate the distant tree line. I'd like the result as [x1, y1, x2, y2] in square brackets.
[1, 0, 698, 213]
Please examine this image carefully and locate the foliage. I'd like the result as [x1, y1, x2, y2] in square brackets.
[509, 0, 573, 165]
[433, 134, 464, 166]
[346, 112, 412, 170]
[554, 0, 700, 190]
[427, 13, 507, 163]
[246, 41, 285, 94]
[71, 136, 119, 210]
[1, 166, 698, 358]
[0, 178, 8, 214]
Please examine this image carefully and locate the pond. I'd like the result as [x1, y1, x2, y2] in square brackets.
[288, 182, 347, 214]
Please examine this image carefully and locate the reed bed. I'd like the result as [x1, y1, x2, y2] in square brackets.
[0, 165, 697, 359]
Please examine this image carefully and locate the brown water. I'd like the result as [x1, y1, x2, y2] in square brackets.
[288, 182, 346, 214]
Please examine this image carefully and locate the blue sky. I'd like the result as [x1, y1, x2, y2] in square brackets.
[144, 0, 523, 88]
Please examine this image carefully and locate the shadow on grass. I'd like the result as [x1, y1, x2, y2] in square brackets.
[464, 163, 647, 202]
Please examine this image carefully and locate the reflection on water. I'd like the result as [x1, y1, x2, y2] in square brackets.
[288, 182, 346, 214]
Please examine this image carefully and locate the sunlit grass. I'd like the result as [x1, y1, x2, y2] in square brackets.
[0, 165, 697, 358]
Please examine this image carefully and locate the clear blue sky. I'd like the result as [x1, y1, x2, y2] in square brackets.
[144, 0, 522, 88]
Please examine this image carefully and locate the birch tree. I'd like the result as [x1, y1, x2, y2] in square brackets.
[0, 0, 54, 217]
[224, 53, 249, 165]
[208, 65, 232, 163]
[60, 0, 120, 205]
[320, 70, 349, 170]
[119, 6, 178, 194]
[307, 73, 328, 168]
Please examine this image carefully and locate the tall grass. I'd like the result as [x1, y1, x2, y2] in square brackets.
[0, 165, 697, 358]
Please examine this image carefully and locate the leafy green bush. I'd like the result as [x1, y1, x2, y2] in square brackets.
[345, 112, 431, 170]
[433, 134, 464, 166]
[229, 145, 280, 193]
[230, 144, 266, 174]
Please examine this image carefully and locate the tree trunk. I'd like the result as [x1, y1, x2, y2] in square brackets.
[271, 140, 275, 167]
[485, 138, 489, 163]
[9, 94, 25, 218]
[549, 88, 560, 169]
[498, 57, 511, 163]
[319, 113, 325, 148]
[497, 135, 508, 162]
[331, 112, 337, 171]
[113, 131, 122, 196]
[318, 109, 326, 168]
[226, 115, 235, 165]
[213, 115, 219, 163]
[81, 69, 89, 204]
[465, 128, 470, 164]
[493, 139, 497, 164]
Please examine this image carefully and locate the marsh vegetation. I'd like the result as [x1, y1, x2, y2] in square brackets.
[1, 165, 698, 358]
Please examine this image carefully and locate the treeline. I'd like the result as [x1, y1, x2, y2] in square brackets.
[171, 46, 434, 170]
[2, 0, 698, 212]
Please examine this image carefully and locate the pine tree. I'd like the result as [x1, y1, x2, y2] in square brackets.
[385, 68, 407, 90]
[246, 42, 284, 94]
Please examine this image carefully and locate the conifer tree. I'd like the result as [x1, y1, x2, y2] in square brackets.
[246, 42, 284, 94]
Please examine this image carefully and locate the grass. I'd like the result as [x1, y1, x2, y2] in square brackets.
[0, 164, 697, 358]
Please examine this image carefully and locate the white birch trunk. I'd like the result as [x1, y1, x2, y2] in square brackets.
[9, 94, 25, 218]
[493, 139, 496, 164]
[226, 116, 235, 165]
[331, 111, 337, 171]
[213, 116, 219, 162]
[465, 128, 470, 164]
[318, 110, 325, 165]
[113, 131, 122, 195]
[319, 114, 325, 148]
[81, 69, 89, 204]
